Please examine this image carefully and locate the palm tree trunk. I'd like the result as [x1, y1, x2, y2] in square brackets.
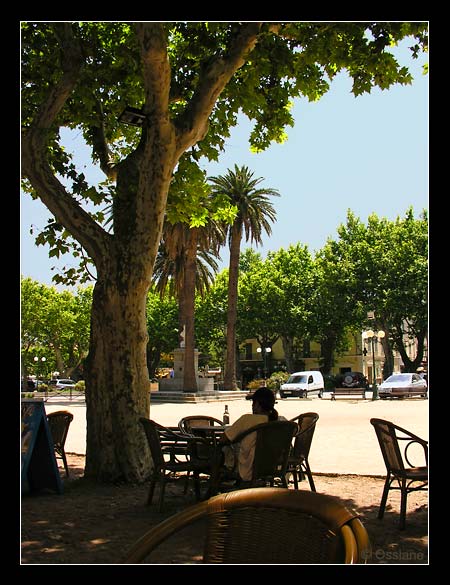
[182, 228, 198, 391]
[223, 224, 242, 390]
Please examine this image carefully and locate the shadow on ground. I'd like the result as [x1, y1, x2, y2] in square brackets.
[21, 455, 428, 565]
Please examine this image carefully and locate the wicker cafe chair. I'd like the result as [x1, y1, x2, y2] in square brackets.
[124, 487, 371, 564]
[178, 415, 224, 436]
[46, 410, 74, 477]
[287, 412, 319, 491]
[139, 418, 212, 512]
[178, 415, 223, 451]
[370, 418, 428, 530]
[207, 420, 297, 497]
[178, 415, 223, 474]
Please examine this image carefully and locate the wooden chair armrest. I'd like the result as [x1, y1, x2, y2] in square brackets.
[404, 438, 428, 467]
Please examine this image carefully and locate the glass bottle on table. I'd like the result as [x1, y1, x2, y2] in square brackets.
[222, 404, 230, 425]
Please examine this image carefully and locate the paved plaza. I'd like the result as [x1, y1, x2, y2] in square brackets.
[43, 394, 429, 476]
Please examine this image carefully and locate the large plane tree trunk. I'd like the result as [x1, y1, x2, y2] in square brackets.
[21, 22, 262, 483]
[84, 274, 151, 482]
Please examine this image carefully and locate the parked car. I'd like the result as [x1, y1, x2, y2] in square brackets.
[334, 371, 370, 390]
[47, 378, 77, 390]
[279, 371, 324, 399]
[378, 373, 427, 399]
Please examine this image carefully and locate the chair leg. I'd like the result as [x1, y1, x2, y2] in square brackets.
[378, 475, 391, 520]
[61, 451, 70, 477]
[193, 471, 201, 501]
[205, 472, 221, 499]
[291, 468, 299, 490]
[147, 474, 157, 505]
[399, 479, 408, 530]
[183, 470, 191, 494]
[205, 449, 224, 499]
[158, 477, 167, 512]
[303, 461, 316, 492]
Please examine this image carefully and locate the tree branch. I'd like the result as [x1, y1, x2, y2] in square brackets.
[129, 22, 177, 244]
[87, 97, 118, 180]
[22, 23, 111, 269]
[135, 22, 172, 117]
[31, 23, 83, 129]
[22, 130, 112, 268]
[174, 22, 262, 156]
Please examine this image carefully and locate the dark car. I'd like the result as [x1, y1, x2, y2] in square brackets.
[334, 371, 370, 389]
[21, 378, 35, 391]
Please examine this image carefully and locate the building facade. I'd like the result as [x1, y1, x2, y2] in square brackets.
[237, 330, 424, 388]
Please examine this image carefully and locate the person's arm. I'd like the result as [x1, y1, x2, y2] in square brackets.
[220, 414, 262, 445]
[218, 414, 249, 445]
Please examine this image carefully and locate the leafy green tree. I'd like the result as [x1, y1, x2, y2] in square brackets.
[21, 278, 49, 357]
[65, 285, 93, 379]
[195, 270, 229, 372]
[21, 278, 92, 378]
[208, 165, 279, 389]
[334, 208, 428, 375]
[267, 244, 315, 372]
[238, 247, 265, 274]
[236, 251, 281, 343]
[237, 254, 281, 378]
[311, 243, 364, 374]
[21, 22, 427, 482]
[385, 210, 428, 372]
[145, 287, 179, 379]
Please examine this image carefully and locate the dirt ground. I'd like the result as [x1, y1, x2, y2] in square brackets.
[20, 453, 428, 565]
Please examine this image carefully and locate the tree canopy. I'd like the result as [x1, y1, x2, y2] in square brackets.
[22, 22, 428, 282]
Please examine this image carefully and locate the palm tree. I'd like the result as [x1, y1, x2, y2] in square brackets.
[105, 192, 225, 390]
[208, 165, 279, 390]
[153, 219, 225, 391]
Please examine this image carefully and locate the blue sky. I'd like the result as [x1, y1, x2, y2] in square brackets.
[20, 39, 428, 287]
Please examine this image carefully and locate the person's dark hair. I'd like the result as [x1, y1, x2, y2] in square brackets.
[252, 386, 278, 421]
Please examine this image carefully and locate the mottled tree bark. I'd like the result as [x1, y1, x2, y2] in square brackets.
[22, 22, 262, 482]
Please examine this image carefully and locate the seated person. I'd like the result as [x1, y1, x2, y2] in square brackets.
[218, 386, 285, 482]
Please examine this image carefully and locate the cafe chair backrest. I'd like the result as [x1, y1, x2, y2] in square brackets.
[290, 412, 319, 461]
[47, 410, 74, 477]
[248, 420, 297, 481]
[370, 417, 428, 529]
[124, 487, 371, 564]
[178, 415, 223, 435]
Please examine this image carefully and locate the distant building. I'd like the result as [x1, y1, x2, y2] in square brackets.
[238, 330, 426, 388]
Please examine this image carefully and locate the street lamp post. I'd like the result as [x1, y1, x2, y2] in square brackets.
[33, 356, 47, 391]
[257, 346, 272, 382]
[362, 330, 385, 400]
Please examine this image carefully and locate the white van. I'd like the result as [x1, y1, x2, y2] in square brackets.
[279, 371, 324, 399]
